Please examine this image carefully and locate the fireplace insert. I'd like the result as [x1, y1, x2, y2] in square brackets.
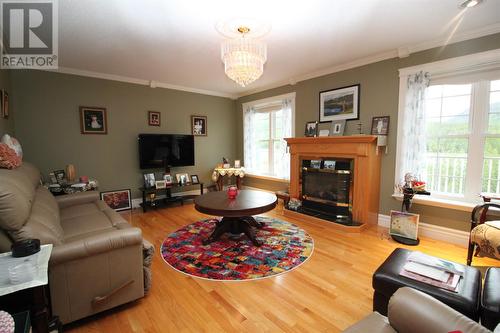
[299, 158, 358, 225]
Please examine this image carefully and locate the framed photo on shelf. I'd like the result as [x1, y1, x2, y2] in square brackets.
[330, 120, 346, 136]
[371, 116, 390, 135]
[319, 84, 360, 122]
[148, 111, 161, 126]
[155, 180, 166, 189]
[53, 170, 66, 183]
[305, 121, 318, 137]
[163, 174, 173, 185]
[234, 160, 241, 168]
[143, 173, 156, 189]
[100, 189, 131, 212]
[79, 106, 107, 134]
[176, 173, 189, 185]
[190, 174, 199, 184]
[318, 129, 330, 137]
[389, 210, 419, 240]
[191, 115, 207, 136]
[48, 172, 58, 184]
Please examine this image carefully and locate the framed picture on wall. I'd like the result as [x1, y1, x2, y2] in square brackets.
[148, 111, 161, 126]
[100, 189, 132, 211]
[191, 115, 207, 136]
[80, 106, 107, 134]
[319, 84, 360, 122]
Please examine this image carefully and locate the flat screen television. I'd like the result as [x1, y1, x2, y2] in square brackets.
[138, 134, 194, 169]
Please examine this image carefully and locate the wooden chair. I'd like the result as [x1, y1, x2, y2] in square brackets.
[467, 203, 500, 265]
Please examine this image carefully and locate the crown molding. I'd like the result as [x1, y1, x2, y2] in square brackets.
[406, 22, 500, 54]
[35, 23, 500, 101]
[237, 23, 500, 99]
[398, 47, 500, 77]
[41, 67, 239, 100]
[237, 49, 399, 98]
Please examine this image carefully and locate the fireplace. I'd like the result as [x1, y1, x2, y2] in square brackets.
[300, 158, 357, 225]
[284, 136, 381, 230]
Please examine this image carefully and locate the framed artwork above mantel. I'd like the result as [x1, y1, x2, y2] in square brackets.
[319, 84, 360, 123]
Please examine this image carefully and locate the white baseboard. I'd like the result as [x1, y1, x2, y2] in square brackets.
[131, 188, 207, 209]
[378, 214, 469, 247]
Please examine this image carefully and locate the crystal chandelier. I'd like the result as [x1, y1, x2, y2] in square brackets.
[220, 26, 267, 87]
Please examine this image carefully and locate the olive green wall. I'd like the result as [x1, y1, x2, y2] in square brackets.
[237, 33, 500, 232]
[11, 70, 237, 198]
[0, 69, 14, 136]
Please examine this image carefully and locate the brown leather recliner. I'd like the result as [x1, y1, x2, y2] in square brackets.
[0, 163, 144, 324]
[343, 287, 492, 333]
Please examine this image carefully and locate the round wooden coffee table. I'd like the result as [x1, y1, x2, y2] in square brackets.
[194, 190, 278, 246]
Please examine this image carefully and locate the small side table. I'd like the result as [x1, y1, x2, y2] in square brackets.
[212, 167, 245, 191]
[0, 245, 59, 333]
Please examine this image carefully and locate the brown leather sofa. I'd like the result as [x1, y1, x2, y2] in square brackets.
[0, 163, 144, 324]
[343, 287, 492, 333]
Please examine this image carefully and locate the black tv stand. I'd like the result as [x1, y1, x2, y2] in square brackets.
[139, 182, 203, 212]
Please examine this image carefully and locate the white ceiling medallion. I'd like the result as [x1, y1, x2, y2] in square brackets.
[216, 19, 271, 87]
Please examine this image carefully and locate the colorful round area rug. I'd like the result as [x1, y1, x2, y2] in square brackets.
[161, 216, 314, 281]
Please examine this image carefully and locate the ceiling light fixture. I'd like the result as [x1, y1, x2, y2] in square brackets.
[459, 0, 484, 8]
[219, 25, 267, 87]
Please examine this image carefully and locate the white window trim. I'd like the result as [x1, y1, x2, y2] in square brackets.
[242, 92, 296, 181]
[395, 48, 500, 209]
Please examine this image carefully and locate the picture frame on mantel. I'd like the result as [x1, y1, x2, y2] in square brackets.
[304, 121, 318, 137]
[319, 84, 360, 123]
[371, 116, 390, 135]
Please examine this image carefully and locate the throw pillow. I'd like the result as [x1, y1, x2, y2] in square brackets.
[0, 134, 23, 157]
[0, 143, 21, 169]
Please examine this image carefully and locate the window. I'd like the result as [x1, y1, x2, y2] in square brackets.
[424, 83, 472, 197]
[396, 49, 500, 205]
[424, 81, 500, 201]
[242, 93, 295, 180]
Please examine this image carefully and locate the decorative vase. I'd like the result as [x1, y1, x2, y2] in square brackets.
[66, 164, 76, 182]
[227, 186, 238, 199]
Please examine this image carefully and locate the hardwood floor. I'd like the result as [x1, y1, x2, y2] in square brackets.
[65, 203, 498, 333]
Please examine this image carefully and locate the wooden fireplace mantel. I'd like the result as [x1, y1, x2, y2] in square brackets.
[284, 135, 381, 226]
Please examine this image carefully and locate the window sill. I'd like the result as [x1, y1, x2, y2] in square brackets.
[246, 174, 290, 183]
[391, 193, 479, 212]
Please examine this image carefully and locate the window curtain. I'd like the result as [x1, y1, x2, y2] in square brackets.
[243, 104, 257, 173]
[277, 98, 292, 179]
[243, 97, 293, 179]
[400, 71, 430, 181]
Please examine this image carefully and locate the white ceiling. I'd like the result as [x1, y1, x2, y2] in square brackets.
[58, 0, 500, 98]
